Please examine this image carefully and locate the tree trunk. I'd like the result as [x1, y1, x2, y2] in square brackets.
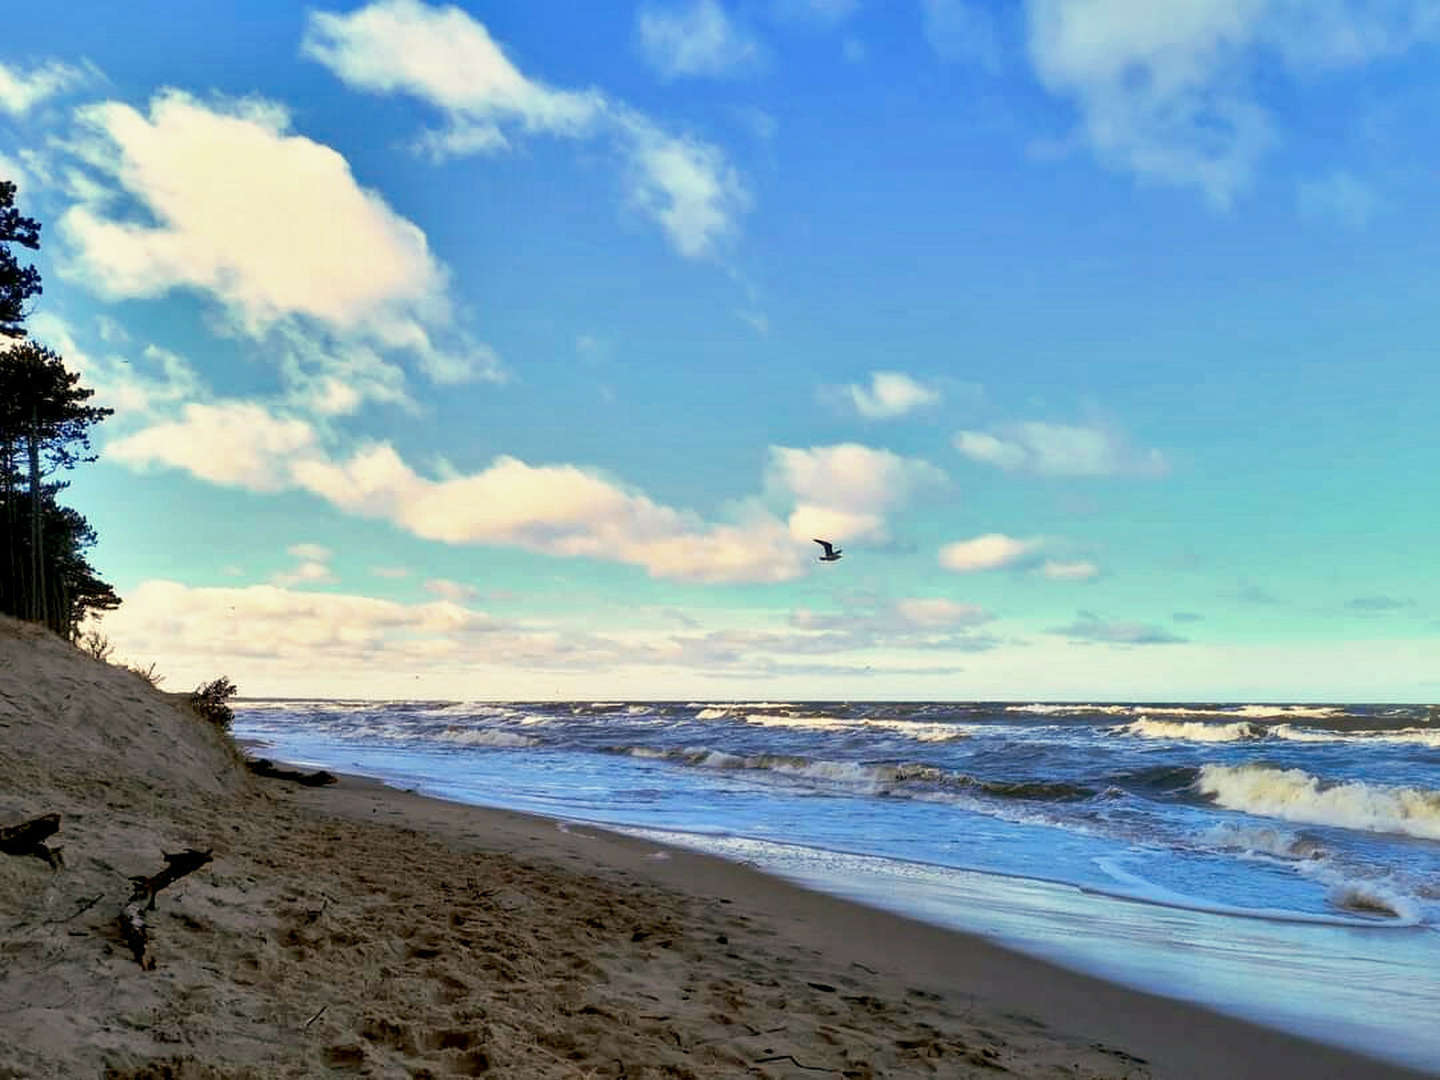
[1, 434, 12, 617]
[26, 407, 44, 626]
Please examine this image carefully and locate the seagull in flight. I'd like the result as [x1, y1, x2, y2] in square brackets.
[813, 539, 843, 562]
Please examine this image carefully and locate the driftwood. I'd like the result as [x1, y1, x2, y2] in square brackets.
[0, 813, 63, 867]
[246, 758, 337, 787]
[120, 848, 213, 970]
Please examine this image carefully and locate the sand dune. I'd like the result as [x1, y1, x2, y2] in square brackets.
[1, 616, 1427, 1078]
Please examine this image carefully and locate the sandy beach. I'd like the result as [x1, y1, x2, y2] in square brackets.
[1, 616, 1431, 1079]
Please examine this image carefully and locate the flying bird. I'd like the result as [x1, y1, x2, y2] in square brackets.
[813, 539, 843, 562]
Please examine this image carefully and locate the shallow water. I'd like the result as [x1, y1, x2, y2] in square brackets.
[234, 699, 1440, 1071]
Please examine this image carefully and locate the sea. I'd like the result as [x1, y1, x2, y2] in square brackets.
[233, 699, 1440, 1073]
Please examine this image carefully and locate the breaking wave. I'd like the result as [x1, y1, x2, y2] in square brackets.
[606, 745, 1093, 802]
[1197, 764, 1440, 841]
[1116, 718, 1267, 742]
[1270, 724, 1440, 748]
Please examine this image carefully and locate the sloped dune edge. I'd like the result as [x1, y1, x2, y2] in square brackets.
[0, 618, 1428, 1079]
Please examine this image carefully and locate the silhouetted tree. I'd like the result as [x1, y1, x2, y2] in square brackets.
[0, 181, 119, 637]
[0, 180, 41, 339]
[0, 343, 115, 632]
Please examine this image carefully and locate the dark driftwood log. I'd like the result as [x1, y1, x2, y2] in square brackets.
[246, 758, 338, 787]
[0, 813, 63, 867]
[129, 848, 213, 911]
[120, 848, 213, 970]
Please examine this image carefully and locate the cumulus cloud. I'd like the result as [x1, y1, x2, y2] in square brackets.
[954, 420, 1166, 476]
[109, 401, 809, 583]
[1049, 612, 1186, 645]
[637, 0, 763, 79]
[304, 0, 748, 258]
[839, 370, 942, 419]
[57, 91, 500, 397]
[108, 402, 320, 491]
[1024, 0, 1440, 207]
[768, 443, 946, 544]
[0, 58, 92, 116]
[938, 532, 1041, 572]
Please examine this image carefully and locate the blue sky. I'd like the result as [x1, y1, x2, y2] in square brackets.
[2, 0, 1437, 700]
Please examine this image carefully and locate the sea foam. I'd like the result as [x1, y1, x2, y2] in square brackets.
[1197, 764, 1440, 841]
[1116, 718, 1267, 742]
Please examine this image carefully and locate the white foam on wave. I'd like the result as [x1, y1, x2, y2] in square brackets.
[1201, 822, 1325, 861]
[743, 712, 856, 731]
[1006, 703, 1133, 715]
[695, 707, 731, 720]
[1008, 702, 1348, 721]
[437, 728, 538, 748]
[1271, 724, 1440, 748]
[1116, 718, 1266, 742]
[1198, 764, 1440, 841]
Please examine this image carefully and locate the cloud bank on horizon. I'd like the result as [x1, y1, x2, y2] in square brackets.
[1, 0, 1436, 699]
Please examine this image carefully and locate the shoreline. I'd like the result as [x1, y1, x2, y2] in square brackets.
[4, 619, 1432, 1079]
[289, 764, 1434, 1079]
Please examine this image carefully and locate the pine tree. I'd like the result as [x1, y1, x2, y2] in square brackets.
[0, 180, 41, 339]
[0, 342, 115, 630]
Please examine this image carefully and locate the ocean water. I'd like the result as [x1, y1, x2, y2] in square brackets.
[233, 700, 1440, 1072]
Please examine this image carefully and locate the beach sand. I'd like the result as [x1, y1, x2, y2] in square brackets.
[1, 616, 1430, 1079]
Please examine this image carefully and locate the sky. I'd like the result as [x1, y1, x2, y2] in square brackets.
[2, 0, 1437, 701]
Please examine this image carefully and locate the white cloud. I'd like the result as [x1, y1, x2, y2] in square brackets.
[769, 443, 946, 543]
[954, 420, 1166, 476]
[109, 401, 807, 583]
[1024, 0, 1439, 207]
[895, 597, 992, 627]
[107, 402, 320, 491]
[638, 0, 763, 79]
[841, 370, 942, 419]
[272, 561, 337, 587]
[98, 579, 495, 668]
[618, 113, 749, 258]
[304, 0, 748, 258]
[56, 91, 502, 400]
[26, 312, 203, 420]
[939, 532, 1041, 572]
[1297, 170, 1379, 228]
[62, 93, 442, 336]
[0, 58, 91, 116]
[288, 543, 333, 562]
[1039, 559, 1099, 581]
[425, 578, 478, 601]
[302, 0, 603, 150]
